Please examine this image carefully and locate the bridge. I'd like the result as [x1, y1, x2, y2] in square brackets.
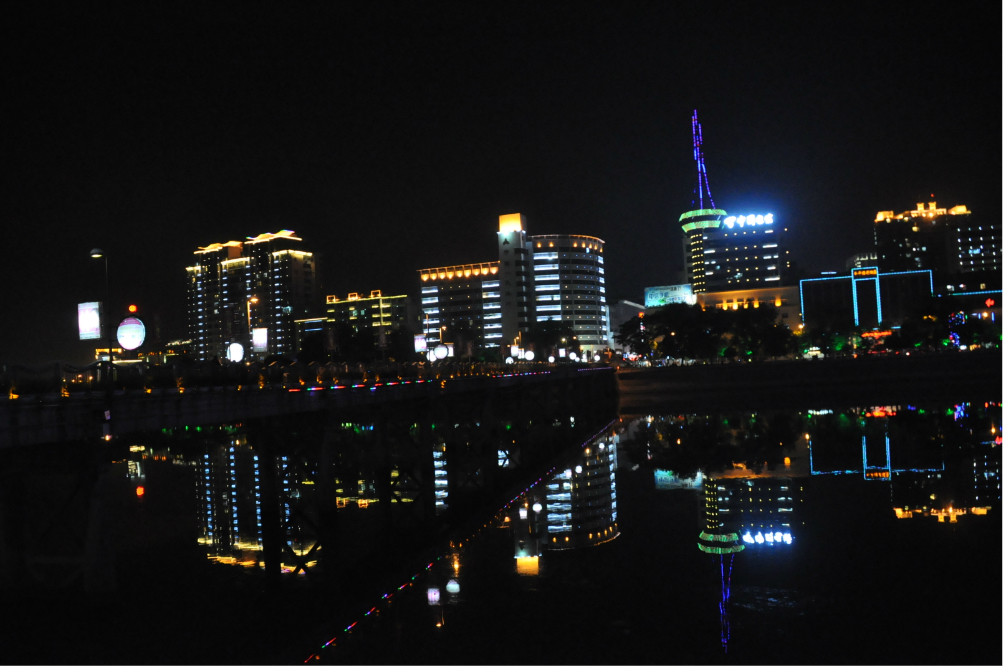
[0, 360, 619, 592]
[1, 360, 617, 449]
[618, 350, 1001, 414]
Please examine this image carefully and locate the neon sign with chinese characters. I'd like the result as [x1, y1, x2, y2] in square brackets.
[723, 213, 773, 229]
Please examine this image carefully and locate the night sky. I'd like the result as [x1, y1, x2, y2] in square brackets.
[2, 3, 996, 364]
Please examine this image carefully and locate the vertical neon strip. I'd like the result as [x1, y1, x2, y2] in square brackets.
[861, 435, 867, 477]
[799, 284, 806, 327]
[874, 277, 883, 325]
[851, 277, 860, 326]
[885, 433, 892, 478]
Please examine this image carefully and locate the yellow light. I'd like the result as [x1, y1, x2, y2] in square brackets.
[499, 213, 523, 233]
[515, 556, 539, 575]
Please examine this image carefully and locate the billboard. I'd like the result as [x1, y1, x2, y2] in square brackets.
[78, 302, 102, 340]
[252, 327, 268, 353]
[644, 285, 695, 308]
[413, 334, 427, 353]
[116, 317, 146, 350]
[654, 469, 703, 490]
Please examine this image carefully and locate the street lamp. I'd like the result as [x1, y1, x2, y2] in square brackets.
[89, 248, 112, 363]
[247, 296, 259, 331]
[247, 297, 259, 358]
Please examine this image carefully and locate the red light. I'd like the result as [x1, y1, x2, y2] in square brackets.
[986, 299, 996, 308]
[136, 486, 145, 497]
[128, 304, 138, 313]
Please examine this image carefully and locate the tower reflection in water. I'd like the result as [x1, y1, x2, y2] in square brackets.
[511, 428, 620, 575]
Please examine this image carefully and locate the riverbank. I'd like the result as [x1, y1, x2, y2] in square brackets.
[618, 350, 1001, 414]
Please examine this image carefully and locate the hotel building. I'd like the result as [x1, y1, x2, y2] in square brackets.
[529, 233, 608, 350]
[418, 214, 610, 353]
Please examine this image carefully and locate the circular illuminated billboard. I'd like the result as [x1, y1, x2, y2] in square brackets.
[116, 317, 146, 350]
[433, 344, 449, 360]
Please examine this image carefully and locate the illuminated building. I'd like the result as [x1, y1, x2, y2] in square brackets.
[702, 476, 800, 549]
[974, 449, 1000, 504]
[293, 290, 414, 357]
[418, 261, 502, 348]
[799, 267, 933, 330]
[530, 233, 609, 351]
[696, 285, 802, 328]
[543, 433, 619, 550]
[874, 201, 999, 289]
[893, 505, 992, 522]
[325, 291, 410, 332]
[680, 112, 789, 293]
[845, 251, 879, 270]
[186, 230, 319, 360]
[498, 213, 535, 345]
[700, 214, 789, 291]
[418, 214, 609, 351]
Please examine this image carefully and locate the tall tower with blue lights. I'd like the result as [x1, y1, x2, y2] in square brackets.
[680, 110, 728, 294]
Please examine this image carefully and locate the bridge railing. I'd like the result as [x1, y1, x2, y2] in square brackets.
[1, 359, 585, 398]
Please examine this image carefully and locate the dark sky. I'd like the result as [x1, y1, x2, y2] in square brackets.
[2, 2, 996, 364]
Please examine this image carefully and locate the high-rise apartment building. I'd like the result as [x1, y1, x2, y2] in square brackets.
[186, 230, 318, 360]
[873, 201, 999, 288]
[418, 214, 610, 354]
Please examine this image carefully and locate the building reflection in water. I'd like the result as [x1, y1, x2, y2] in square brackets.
[510, 426, 621, 575]
[195, 437, 317, 572]
[808, 402, 999, 521]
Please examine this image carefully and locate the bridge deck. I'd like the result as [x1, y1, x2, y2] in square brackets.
[2, 368, 610, 449]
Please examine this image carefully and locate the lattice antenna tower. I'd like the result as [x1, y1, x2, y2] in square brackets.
[691, 110, 716, 210]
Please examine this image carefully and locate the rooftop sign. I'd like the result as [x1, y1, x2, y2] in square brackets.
[723, 214, 773, 229]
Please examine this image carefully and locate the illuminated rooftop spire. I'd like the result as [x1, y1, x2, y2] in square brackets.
[691, 110, 716, 210]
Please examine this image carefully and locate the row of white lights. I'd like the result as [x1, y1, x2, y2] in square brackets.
[742, 531, 792, 545]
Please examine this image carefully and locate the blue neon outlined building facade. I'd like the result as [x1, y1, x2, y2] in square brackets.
[799, 267, 934, 330]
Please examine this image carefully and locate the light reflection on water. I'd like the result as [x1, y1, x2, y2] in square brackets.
[299, 401, 999, 664]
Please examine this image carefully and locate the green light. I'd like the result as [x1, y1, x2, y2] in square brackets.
[681, 219, 723, 234]
[679, 208, 728, 223]
[698, 530, 740, 543]
[697, 543, 745, 554]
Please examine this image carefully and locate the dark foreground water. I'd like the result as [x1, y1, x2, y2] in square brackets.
[2, 400, 1000, 664]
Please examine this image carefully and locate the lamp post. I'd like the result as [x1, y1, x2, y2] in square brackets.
[89, 248, 112, 364]
[90, 248, 114, 438]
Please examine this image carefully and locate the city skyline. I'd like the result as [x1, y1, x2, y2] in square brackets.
[3, 4, 996, 364]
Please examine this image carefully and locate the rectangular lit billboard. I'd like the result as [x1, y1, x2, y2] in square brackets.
[252, 327, 268, 352]
[644, 285, 694, 308]
[78, 302, 102, 340]
[413, 334, 427, 353]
